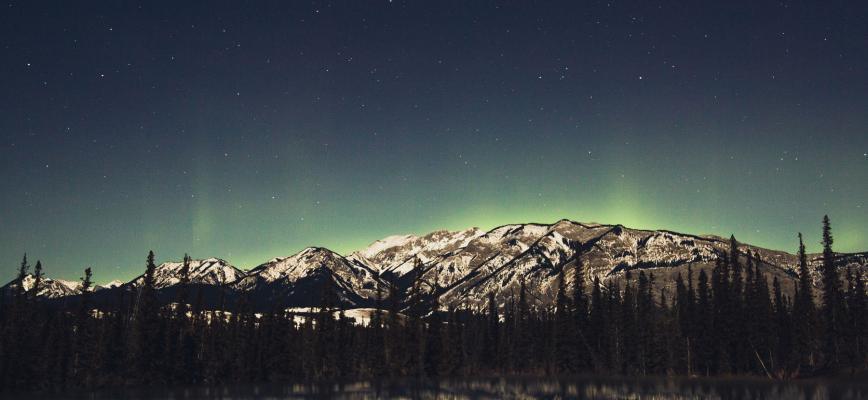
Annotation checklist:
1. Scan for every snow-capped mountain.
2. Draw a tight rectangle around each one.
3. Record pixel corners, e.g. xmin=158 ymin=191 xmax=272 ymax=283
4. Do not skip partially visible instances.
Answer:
xmin=7 ymin=219 xmax=867 ymax=313
xmin=408 ymin=220 xmax=800 ymax=310
xmin=347 ymin=228 xmax=484 ymax=278
xmin=96 ymin=280 xmax=125 ymax=290
xmin=234 ymin=247 xmax=383 ymax=308
xmin=1 ymin=274 xmax=82 ymax=299
xmin=129 ymin=257 xmax=245 ymax=288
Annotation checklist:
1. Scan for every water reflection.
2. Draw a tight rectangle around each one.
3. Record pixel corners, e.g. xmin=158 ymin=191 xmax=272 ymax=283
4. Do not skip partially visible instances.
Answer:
xmin=65 ymin=378 xmax=868 ymax=400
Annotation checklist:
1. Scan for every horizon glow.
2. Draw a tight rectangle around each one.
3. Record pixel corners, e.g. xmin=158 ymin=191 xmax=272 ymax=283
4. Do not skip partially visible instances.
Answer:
xmin=1 ymin=2 xmax=866 ymax=283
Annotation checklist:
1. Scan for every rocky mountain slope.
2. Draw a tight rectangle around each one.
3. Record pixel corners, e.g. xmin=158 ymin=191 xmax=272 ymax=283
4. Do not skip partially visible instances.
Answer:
xmin=127 ymin=257 xmax=244 ymax=289
xmin=233 ymin=247 xmax=383 ymax=308
xmin=6 ymin=219 xmax=867 ymax=312
xmin=2 ymin=274 xmax=83 ymax=299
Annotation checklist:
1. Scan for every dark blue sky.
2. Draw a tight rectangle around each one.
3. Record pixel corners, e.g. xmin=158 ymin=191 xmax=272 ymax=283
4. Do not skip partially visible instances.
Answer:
xmin=2 ymin=1 xmax=867 ymax=282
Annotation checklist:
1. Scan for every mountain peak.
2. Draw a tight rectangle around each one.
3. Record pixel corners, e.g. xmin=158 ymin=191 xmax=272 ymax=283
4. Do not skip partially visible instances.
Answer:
xmin=8 ymin=219 xmax=867 ymax=313
xmin=2 ymin=273 xmax=82 ymax=299
xmin=129 ymin=257 xmax=244 ymax=288
xmin=352 ymin=227 xmax=485 ymax=276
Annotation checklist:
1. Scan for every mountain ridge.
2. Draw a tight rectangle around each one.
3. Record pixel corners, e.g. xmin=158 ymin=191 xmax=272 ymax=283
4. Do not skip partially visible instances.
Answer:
xmin=4 ymin=219 xmax=866 ymax=312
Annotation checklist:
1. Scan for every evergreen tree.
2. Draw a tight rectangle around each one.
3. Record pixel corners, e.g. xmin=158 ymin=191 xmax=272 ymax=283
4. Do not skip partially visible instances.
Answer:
xmin=673 ymin=271 xmax=693 ymax=374
xmin=314 ymin=272 xmax=339 ymax=378
xmin=6 ymin=254 xmax=32 ymax=388
xmin=819 ymin=215 xmax=842 ymax=366
xmin=588 ymin=276 xmax=606 ymax=372
xmin=31 ymin=260 xmax=43 ymax=299
xmin=855 ymin=270 xmax=867 ymax=369
xmin=695 ymin=268 xmax=713 ymax=375
xmin=514 ymin=279 xmax=532 ymax=372
xmin=728 ymin=236 xmax=748 ymax=372
xmin=620 ymin=271 xmax=638 ymax=374
xmin=604 ymin=280 xmax=622 ymax=370
xmin=772 ymin=276 xmax=792 ymax=374
xmin=384 ymin=278 xmax=403 ymax=376
xmin=73 ymin=267 xmax=95 ymax=385
xmin=16 ymin=253 xmax=30 ymax=299
xmin=571 ymin=255 xmax=589 ymax=372
xmin=0 ymin=223 xmax=864 ymax=391
xmin=368 ymin=281 xmax=386 ymax=377
xmin=711 ymin=255 xmax=731 ymax=373
xmin=129 ymin=250 xmax=159 ymax=382
xmin=635 ymin=271 xmax=655 ymax=374
xmin=405 ymin=266 xmax=426 ymax=378
xmin=792 ymin=232 xmax=818 ymax=368
xmin=553 ymin=267 xmax=572 ymax=373
xmin=750 ymin=257 xmax=774 ymax=376
xmin=843 ymin=268 xmax=866 ymax=372
xmin=173 ymin=254 xmax=194 ymax=380
xmin=425 ymin=287 xmax=443 ymax=376
xmin=483 ymin=292 xmax=499 ymax=370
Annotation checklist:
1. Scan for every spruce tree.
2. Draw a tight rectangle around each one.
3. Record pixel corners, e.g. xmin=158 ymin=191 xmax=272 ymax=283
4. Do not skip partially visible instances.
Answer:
xmin=425 ymin=288 xmax=443 ymax=376
xmin=174 ymin=254 xmax=194 ymax=380
xmin=750 ymin=257 xmax=774 ymax=375
xmin=31 ymin=260 xmax=43 ymax=299
xmin=73 ymin=267 xmax=94 ymax=384
xmin=772 ymin=276 xmax=792 ymax=373
xmin=571 ymin=255 xmax=589 ymax=371
xmin=129 ymin=250 xmax=159 ymax=382
xmin=728 ymin=236 xmax=747 ymax=372
xmin=819 ymin=215 xmax=841 ymax=366
xmin=853 ymin=270 xmax=867 ymax=369
xmin=483 ymin=291 xmax=499 ymax=370
xmin=711 ymin=255 xmax=731 ymax=373
xmin=384 ymin=278 xmax=402 ymax=376
xmin=553 ymin=267 xmax=572 ymax=373
xmin=792 ymin=232 xmax=817 ymax=367
xmin=696 ymin=268 xmax=713 ymax=375
xmin=16 ymin=253 xmax=30 ymax=300
xmin=674 ymin=271 xmax=693 ymax=374
xmin=514 ymin=279 xmax=532 ymax=372
xmin=588 ymin=276 xmax=606 ymax=372
xmin=620 ymin=271 xmax=638 ymax=374
xmin=842 ymin=267 xmax=866 ymax=373
xmin=314 ymin=272 xmax=338 ymax=378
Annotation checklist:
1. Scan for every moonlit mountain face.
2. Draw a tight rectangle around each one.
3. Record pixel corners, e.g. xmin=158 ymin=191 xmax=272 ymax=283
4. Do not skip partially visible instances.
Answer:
xmin=233 ymin=247 xmax=382 ymax=308
xmin=347 ymin=228 xmax=484 ymax=279
xmin=127 ymin=257 xmax=244 ymax=289
xmin=5 ymin=274 xmax=82 ymax=299
xmin=6 ymin=220 xmax=866 ymax=312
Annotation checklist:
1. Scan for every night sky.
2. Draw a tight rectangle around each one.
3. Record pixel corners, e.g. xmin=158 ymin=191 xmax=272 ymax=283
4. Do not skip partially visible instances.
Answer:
xmin=2 ymin=1 xmax=867 ymax=282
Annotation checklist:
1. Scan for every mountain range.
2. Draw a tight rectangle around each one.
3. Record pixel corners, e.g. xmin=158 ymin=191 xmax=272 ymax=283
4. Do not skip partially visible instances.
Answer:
xmin=4 ymin=219 xmax=867 ymax=312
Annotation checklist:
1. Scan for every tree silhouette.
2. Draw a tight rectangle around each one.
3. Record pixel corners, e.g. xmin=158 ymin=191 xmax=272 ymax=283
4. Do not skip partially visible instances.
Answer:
xmin=820 ymin=215 xmax=842 ymax=366
xmin=0 ymin=218 xmax=864 ymax=391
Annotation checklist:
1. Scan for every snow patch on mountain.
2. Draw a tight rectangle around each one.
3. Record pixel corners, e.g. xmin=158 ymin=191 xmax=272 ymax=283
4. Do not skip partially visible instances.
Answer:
xmin=101 ymin=280 xmax=124 ymax=289
xmin=7 ymin=219 xmax=867 ymax=313
xmin=3 ymin=274 xmax=82 ymax=299
xmin=350 ymin=228 xmax=484 ymax=277
xmin=235 ymin=247 xmax=383 ymax=306
xmin=129 ymin=257 xmax=244 ymax=288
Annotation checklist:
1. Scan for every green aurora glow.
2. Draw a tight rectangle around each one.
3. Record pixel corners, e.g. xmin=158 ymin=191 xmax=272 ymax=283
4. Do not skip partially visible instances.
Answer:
xmin=1 ymin=2 xmax=866 ymax=282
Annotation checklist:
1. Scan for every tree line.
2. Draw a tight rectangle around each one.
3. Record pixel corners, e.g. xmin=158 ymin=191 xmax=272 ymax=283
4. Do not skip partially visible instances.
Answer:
xmin=0 ymin=216 xmax=865 ymax=392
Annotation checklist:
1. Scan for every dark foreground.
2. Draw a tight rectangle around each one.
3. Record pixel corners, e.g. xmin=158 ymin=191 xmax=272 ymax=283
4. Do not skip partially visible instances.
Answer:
xmin=22 ymin=377 xmax=868 ymax=400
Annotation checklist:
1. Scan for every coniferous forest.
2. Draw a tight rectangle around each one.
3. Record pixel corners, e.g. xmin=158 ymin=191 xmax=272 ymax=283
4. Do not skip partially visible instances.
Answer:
xmin=0 ymin=217 xmax=865 ymax=393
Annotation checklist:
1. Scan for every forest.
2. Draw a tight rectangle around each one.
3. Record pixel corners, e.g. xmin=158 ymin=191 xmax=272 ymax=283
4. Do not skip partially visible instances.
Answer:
xmin=0 ymin=216 xmax=864 ymax=392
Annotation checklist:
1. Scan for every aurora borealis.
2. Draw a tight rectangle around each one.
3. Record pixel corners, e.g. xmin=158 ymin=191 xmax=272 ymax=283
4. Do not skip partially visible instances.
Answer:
xmin=2 ymin=1 xmax=867 ymax=282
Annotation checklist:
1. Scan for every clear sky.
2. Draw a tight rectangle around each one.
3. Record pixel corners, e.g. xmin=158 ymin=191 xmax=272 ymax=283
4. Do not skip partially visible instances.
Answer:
xmin=1 ymin=1 xmax=867 ymax=282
